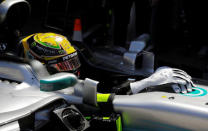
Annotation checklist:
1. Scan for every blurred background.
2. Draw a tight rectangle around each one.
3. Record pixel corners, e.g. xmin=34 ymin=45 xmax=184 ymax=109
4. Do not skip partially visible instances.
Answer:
xmin=2 ymin=0 xmax=208 ymax=80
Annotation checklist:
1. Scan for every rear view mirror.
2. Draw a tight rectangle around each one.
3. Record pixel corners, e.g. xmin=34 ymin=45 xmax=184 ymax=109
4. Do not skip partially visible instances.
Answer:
xmin=40 ymin=73 xmax=77 ymax=92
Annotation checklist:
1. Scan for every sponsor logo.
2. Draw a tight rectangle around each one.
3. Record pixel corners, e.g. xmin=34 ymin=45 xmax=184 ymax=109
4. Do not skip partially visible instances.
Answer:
xmin=47 ymin=52 xmax=77 ymax=64
xmin=31 ymin=42 xmax=36 ymax=47
xmin=31 ymin=43 xmax=63 ymax=56
xmin=63 ymin=52 xmax=77 ymax=61
xmin=181 ymin=87 xmax=207 ymax=97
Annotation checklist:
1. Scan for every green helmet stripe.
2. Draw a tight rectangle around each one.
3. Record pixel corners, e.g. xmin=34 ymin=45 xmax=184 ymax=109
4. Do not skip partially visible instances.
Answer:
xmin=37 ymin=40 xmax=61 ymax=49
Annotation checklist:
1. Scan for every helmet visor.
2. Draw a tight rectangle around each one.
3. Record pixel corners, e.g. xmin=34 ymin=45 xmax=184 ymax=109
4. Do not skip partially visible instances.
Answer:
xmin=50 ymin=55 xmax=81 ymax=72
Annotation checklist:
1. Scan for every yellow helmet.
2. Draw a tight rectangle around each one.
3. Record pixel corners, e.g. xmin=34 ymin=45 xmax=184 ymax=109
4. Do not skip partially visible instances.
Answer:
xmin=21 ymin=32 xmax=81 ymax=74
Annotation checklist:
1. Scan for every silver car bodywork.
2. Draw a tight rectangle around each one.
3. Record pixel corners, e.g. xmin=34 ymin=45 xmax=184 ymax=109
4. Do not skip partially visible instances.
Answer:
xmin=1 ymin=59 xmax=208 ymax=130
xmin=0 ymin=60 xmax=82 ymax=130
xmin=114 ymin=83 xmax=208 ymax=130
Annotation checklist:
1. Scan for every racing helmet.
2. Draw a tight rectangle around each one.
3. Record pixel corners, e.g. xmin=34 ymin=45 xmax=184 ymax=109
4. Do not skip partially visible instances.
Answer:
xmin=21 ymin=32 xmax=81 ymax=75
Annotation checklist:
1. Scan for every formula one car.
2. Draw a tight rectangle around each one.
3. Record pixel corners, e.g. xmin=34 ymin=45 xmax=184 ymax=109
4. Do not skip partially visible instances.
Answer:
xmin=1 ymin=53 xmax=208 ymax=131
xmin=1 ymin=1 xmax=208 ymax=130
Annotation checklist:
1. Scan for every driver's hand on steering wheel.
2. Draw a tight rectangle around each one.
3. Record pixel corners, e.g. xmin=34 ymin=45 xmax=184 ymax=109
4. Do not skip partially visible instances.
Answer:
xmin=130 ymin=66 xmax=195 ymax=94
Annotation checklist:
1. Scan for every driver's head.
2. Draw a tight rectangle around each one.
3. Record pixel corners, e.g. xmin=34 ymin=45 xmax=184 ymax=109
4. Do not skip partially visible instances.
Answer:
xmin=21 ymin=32 xmax=81 ymax=76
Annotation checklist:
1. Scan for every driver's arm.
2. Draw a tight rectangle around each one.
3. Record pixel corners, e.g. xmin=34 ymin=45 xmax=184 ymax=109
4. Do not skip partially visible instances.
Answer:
xmin=113 ymin=66 xmax=194 ymax=95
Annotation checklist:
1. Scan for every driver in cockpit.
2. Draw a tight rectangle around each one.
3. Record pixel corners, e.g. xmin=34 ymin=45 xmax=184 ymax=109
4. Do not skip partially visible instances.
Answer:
xmin=18 ymin=32 xmax=194 ymax=95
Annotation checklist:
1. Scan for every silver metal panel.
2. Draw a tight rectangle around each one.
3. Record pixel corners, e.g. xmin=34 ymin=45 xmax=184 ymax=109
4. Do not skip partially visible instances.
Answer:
xmin=93 ymin=51 xmax=152 ymax=76
xmin=129 ymin=41 xmax=145 ymax=53
xmin=0 ymin=66 xmax=24 ymax=82
xmin=0 ymin=81 xmax=62 ymax=125
xmin=0 ymin=61 xmax=83 ymax=125
xmin=0 ymin=61 xmax=40 ymax=87
xmin=0 ymin=121 xmax=20 ymax=131
xmin=0 ymin=82 xmax=83 ymax=126
xmin=123 ymin=52 xmax=137 ymax=66
xmin=128 ymin=33 xmax=150 ymax=53
xmin=113 ymin=84 xmax=208 ymax=130
xmin=83 ymin=78 xmax=99 ymax=106
xmin=0 ymin=82 xmax=54 ymax=113
xmin=141 ymin=51 xmax=154 ymax=74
